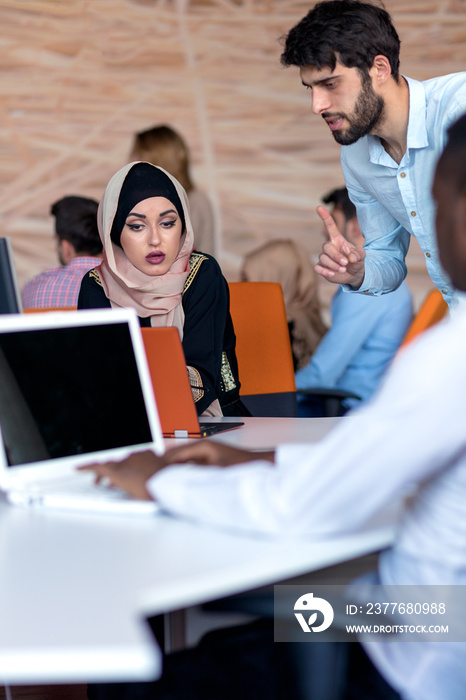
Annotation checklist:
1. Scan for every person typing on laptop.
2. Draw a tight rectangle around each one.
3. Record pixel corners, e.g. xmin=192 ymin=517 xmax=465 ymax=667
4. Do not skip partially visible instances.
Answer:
xmin=82 ymin=114 xmax=466 ymax=699
xmin=78 ymin=161 xmax=248 ymax=418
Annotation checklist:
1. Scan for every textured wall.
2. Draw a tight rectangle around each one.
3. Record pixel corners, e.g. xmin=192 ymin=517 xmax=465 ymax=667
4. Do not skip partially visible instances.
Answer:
xmin=1 ymin=0 xmax=465 ymax=310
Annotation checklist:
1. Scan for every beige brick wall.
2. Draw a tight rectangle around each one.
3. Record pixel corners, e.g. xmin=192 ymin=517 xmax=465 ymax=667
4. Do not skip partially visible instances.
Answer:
xmin=1 ymin=0 xmax=465 ymax=312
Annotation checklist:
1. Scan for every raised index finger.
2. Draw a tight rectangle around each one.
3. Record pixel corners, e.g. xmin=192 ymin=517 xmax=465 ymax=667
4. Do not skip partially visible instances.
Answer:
xmin=316 ymin=205 xmax=342 ymax=241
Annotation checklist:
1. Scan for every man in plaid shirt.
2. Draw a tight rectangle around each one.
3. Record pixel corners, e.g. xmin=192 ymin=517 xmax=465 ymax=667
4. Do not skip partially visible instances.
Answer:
xmin=22 ymin=195 xmax=102 ymax=309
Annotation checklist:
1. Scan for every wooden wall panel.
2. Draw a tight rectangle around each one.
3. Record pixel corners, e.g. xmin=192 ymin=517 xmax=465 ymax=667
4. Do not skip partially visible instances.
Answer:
xmin=1 ymin=0 xmax=465 ymax=311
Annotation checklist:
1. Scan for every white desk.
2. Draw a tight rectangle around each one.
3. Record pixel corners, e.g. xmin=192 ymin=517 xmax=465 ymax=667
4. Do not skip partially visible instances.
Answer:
xmin=197 ymin=415 xmax=341 ymax=449
xmin=0 ymin=417 xmax=397 ymax=685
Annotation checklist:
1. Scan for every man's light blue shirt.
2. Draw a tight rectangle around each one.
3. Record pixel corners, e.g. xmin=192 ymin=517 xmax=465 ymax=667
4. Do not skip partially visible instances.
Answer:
xmin=341 ymin=72 xmax=466 ymax=308
xmin=295 ymin=283 xmax=413 ymax=408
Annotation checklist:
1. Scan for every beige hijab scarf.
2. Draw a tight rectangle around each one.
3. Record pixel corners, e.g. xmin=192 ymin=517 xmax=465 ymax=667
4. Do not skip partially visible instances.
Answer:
xmin=96 ymin=161 xmax=194 ymax=338
xmin=241 ymin=239 xmax=328 ymax=370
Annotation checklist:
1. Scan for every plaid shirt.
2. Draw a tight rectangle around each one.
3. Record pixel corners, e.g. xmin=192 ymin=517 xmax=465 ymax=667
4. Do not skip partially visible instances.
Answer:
xmin=21 ymin=256 xmax=102 ymax=309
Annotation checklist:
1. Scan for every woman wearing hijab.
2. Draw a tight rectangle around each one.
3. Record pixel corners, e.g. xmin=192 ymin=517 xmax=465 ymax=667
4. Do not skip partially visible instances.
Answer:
xmin=240 ymin=239 xmax=328 ymax=371
xmin=78 ymin=161 xmax=245 ymax=417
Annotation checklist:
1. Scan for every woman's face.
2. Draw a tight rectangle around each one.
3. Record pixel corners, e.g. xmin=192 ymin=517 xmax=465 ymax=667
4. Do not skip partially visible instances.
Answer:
xmin=119 ymin=196 xmax=183 ymax=276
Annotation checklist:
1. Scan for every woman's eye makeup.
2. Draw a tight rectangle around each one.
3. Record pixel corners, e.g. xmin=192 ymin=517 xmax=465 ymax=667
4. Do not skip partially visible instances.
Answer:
xmin=161 ymin=218 xmax=177 ymax=228
xmin=125 ymin=217 xmax=178 ymax=231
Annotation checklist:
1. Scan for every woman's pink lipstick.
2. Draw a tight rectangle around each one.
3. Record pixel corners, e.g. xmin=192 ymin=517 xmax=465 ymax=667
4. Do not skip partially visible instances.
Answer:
xmin=146 ymin=252 xmax=166 ymax=264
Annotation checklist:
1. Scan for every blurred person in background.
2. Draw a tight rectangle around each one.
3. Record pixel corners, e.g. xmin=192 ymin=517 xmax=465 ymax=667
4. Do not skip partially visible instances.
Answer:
xmin=22 ymin=195 xmax=101 ymax=309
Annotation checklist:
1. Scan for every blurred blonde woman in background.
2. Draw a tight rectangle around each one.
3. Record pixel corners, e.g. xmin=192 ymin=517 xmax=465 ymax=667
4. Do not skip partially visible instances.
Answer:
xmin=240 ymin=239 xmax=327 ymax=371
xmin=130 ymin=125 xmax=216 ymax=256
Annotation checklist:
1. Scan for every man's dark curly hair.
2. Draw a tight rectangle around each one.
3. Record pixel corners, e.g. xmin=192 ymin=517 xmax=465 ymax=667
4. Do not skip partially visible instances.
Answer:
xmin=281 ymin=0 xmax=400 ymax=82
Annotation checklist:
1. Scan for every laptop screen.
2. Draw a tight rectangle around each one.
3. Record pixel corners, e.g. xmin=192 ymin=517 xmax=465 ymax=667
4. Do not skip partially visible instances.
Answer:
xmin=0 ymin=321 xmax=154 ymax=467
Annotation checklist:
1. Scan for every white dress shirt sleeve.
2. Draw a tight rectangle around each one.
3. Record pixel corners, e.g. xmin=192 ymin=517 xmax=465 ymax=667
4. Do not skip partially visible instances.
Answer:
xmin=148 ymin=312 xmax=466 ymax=538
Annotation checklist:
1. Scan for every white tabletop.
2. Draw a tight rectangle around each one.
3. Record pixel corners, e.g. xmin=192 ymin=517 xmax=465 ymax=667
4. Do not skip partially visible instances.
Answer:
xmin=0 ymin=417 xmax=397 ymax=685
xmin=195 ymin=416 xmax=341 ymax=449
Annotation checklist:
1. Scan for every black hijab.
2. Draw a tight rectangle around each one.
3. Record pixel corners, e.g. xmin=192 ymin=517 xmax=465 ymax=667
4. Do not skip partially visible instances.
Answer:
xmin=110 ymin=162 xmax=185 ymax=246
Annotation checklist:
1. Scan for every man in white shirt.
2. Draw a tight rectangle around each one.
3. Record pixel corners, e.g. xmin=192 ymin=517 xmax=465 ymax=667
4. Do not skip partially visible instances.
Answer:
xmin=280 ymin=0 xmax=466 ymax=310
xmin=84 ymin=113 xmax=466 ymax=699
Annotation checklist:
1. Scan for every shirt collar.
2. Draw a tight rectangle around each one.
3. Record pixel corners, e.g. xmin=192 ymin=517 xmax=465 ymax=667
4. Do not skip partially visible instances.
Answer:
xmin=367 ymin=75 xmax=428 ymax=165
xmin=404 ymin=76 xmax=428 ymax=149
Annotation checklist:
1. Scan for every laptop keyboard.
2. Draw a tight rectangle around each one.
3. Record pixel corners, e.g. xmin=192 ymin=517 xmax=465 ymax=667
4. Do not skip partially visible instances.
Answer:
xmin=8 ymin=475 xmax=159 ymax=515
xmin=24 ymin=473 xmax=125 ymax=498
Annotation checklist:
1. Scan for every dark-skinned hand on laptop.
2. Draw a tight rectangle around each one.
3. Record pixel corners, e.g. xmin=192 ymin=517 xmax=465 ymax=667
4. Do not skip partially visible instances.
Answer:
xmin=79 ymin=443 xmax=275 ymax=501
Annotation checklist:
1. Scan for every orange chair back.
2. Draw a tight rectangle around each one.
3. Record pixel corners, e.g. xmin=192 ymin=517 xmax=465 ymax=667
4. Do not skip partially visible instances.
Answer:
xmin=400 ymin=289 xmax=448 ymax=348
xmin=23 ymin=307 xmax=77 ymax=313
xmin=228 ymin=282 xmax=296 ymax=395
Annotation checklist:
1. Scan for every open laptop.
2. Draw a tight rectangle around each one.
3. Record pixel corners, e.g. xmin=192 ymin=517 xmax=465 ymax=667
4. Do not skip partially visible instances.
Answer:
xmin=0 ymin=308 xmax=164 ymax=515
xmin=141 ymin=327 xmax=243 ymax=438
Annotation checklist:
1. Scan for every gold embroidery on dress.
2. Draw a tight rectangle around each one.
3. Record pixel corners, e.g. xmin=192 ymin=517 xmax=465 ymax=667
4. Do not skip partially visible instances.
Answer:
xmin=221 ymin=352 xmax=237 ymax=392
xmin=183 ymin=254 xmax=237 ymax=399
xmin=183 ymin=252 xmax=208 ymax=294
xmin=89 ymin=268 xmax=103 ymax=287
xmin=187 ymin=365 xmax=204 ymax=403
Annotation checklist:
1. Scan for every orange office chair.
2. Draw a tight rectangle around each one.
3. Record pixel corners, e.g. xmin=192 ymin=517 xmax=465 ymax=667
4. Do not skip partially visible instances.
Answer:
xmin=23 ymin=307 xmax=77 ymax=312
xmin=228 ymin=282 xmax=297 ymax=416
xmin=399 ymin=288 xmax=448 ymax=349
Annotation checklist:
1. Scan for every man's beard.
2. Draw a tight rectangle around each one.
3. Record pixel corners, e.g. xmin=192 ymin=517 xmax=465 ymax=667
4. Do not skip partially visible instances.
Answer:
xmin=329 ymin=74 xmax=385 ymax=146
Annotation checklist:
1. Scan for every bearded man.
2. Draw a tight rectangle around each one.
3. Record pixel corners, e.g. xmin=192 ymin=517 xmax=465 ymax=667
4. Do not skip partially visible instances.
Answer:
xmin=281 ymin=0 xmax=466 ymax=311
